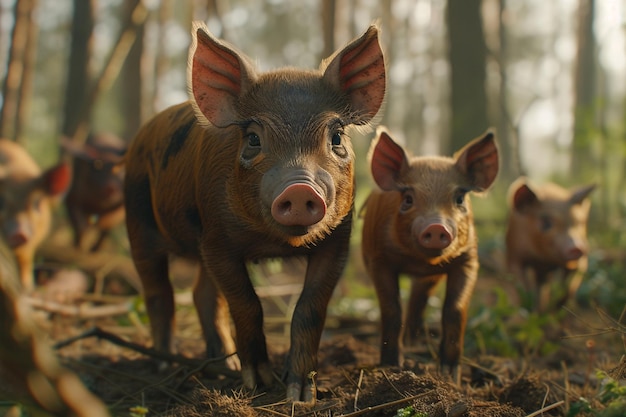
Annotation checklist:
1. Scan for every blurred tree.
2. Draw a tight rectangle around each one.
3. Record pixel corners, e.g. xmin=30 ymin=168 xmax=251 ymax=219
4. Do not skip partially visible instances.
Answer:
xmin=321 ymin=0 xmax=336 ymax=60
xmin=495 ymin=0 xmax=518 ymax=180
xmin=152 ymin=0 xmax=173 ymax=117
xmin=572 ymin=0 xmax=596 ymax=178
xmin=0 ymin=0 xmax=37 ymax=143
xmin=120 ymin=0 xmax=143 ymax=140
xmin=446 ymin=0 xmax=489 ymax=153
xmin=62 ymin=0 xmax=95 ymax=140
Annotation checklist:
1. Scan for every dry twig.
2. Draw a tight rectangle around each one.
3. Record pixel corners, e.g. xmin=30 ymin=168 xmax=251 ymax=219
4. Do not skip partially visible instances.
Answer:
xmin=53 ymin=326 xmax=240 ymax=379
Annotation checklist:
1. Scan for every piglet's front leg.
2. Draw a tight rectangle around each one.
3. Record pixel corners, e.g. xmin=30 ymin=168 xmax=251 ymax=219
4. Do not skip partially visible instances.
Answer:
xmin=283 ymin=219 xmax=352 ymax=402
xmin=439 ymin=257 xmax=478 ymax=382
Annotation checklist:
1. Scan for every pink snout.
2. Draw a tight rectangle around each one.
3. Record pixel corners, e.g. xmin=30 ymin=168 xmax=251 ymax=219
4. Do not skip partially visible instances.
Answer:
xmin=419 ymin=223 xmax=453 ymax=250
xmin=7 ymin=230 xmax=28 ymax=248
xmin=564 ymin=246 xmax=585 ymax=261
xmin=271 ymin=183 xmax=326 ymax=227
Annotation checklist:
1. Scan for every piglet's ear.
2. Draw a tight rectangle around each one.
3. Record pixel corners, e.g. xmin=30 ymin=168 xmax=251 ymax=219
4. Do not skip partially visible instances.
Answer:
xmin=42 ymin=162 xmax=71 ymax=197
xmin=370 ymin=128 xmax=408 ymax=191
xmin=188 ymin=21 xmax=257 ymax=128
xmin=322 ymin=24 xmax=386 ymax=125
xmin=569 ymin=183 xmax=596 ymax=206
xmin=509 ymin=179 xmax=539 ymax=212
xmin=454 ymin=130 xmax=499 ymax=192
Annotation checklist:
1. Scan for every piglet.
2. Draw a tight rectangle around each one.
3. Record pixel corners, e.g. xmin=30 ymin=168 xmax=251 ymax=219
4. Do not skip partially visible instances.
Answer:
xmin=361 ymin=127 xmax=498 ymax=378
xmin=124 ymin=22 xmax=386 ymax=401
xmin=62 ymin=133 xmax=126 ymax=252
xmin=505 ymin=178 xmax=595 ymax=312
xmin=0 ymin=139 xmax=71 ymax=291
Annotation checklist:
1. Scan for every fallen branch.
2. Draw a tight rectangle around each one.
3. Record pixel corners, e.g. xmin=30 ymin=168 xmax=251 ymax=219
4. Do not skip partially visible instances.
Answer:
xmin=25 ymin=296 xmax=132 ymax=318
xmin=53 ymin=326 xmax=240 ymax=379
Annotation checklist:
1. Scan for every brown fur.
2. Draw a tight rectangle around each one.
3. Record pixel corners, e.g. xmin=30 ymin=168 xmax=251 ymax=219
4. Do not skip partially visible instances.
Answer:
xmin=63 ymin=133 xmax=126 ymax=252
xmin=0 ymin=139 xmax=70 ymax=291
xmin=505 ymin=178 xmax=595 ymax=312
xmin=124 ymin=22 xmax=385 ymax=402
xmin=361 ymin=127 xmax=498 ymax=378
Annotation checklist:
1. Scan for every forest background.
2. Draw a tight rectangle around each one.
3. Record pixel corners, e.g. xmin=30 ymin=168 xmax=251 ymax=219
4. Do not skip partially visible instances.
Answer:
xmin=1 ymin=0 xmax=625 ymax=316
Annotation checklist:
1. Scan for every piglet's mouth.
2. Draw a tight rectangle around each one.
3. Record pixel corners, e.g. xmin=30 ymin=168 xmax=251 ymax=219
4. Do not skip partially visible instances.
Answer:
xmin=281 ymin=224 xmax=310 ymax=237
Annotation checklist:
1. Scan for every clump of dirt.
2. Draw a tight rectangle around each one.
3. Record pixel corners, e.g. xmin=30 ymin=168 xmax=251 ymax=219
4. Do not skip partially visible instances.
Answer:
xmin=164 ymin=388 xmax=256 ymax=417
xmin=498 ymin=372 xmax=563 ymax=415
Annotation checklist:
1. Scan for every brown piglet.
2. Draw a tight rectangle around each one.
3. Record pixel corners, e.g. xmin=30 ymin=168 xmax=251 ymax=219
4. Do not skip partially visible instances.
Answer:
xmin=62 ymin=133 xmax=126 ymax=252
xmin=0 ymin=139 xmax=71 ymax=291
xmin=505 ymin=178 xmax=595 ymax=312
xmin=124 ymin=22 xmax=386 ymax=401
xmin=361 ymin=127 xmax=498 ymax=378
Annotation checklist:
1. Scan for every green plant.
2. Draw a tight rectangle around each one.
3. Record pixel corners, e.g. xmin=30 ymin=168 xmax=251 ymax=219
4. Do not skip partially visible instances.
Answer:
xmin=567 ymin=371 xmax=626 ymax=417
xmin=466 ymin=287 xmax=561 ymax=358
xmin=394 ymin=405 xmax=427 ymax=417
xmin=129 ymin=405 xmax=149 ymax=417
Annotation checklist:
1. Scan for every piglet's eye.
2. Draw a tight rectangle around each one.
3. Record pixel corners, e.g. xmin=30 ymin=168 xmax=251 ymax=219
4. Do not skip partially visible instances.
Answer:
xmin=400 ymin=193 xmax=413 ymax=211
xmin=454 ymin=189 xmax=468 ymax=206
xmin=247 ymin=133 xmax=261 ymax=147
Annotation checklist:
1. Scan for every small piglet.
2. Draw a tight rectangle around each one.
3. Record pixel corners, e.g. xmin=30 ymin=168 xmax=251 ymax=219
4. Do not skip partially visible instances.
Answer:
xmin=124 ymin=22 xmax=385 ymax=401
xmin=0 ymin=139 xmax=71 ymax=291
xmin=361 ymin=127 xmax=498 ymax=378
xmin=62 ymin=133 xmax=126 ymax=252
xmin=505 ymin=178 xmax=595 ymax=312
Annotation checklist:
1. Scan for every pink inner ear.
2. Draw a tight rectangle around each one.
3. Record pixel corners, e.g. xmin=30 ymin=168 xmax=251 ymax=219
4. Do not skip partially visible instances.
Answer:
xmin=336 ymin=27 xmax=386 ymax=123
xmin=512 ymin=184 xmax=538 ymax=211
xmin=46 ymin=163 xmax=71 ymax=196
xmin=190 ymin=27 xmax=243 ymax=127
xmin=458 ymin=132 xmax=499 ymax=191
xmin=371 ymin=132 xmax=406 ymax=191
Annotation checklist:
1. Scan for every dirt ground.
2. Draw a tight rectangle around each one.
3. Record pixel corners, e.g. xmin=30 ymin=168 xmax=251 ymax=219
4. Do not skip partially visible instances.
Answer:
xmin=17 ymin=247 xmax=621 ymax=417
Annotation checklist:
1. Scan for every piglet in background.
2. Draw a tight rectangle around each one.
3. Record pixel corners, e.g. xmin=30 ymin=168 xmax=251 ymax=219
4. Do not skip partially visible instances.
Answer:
xmin=361 ymin=127 xmax=498 ymax=380
xmin=505 ymin=178 xmax=595 ymax=313
xmin=61 ymin=133 xmax=126 ymax=252
xmin=0 ymin=139 xmax=71 ymax=291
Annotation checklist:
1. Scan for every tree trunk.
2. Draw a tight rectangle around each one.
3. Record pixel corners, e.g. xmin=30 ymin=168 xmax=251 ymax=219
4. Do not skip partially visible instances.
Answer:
xmin=14 ymin=0 xmax=38 ymax=142
xmin=121 ymin=0 xmax=144 ymax=140
xmin=0 ymin=0 xmax=36 ymax=142
xmin=571 ymin=0 xmax=596 ymax=178
xmin=62 ymin=0 xmax=95 ymax=140
xmin=321 ymin=0 xmax=336 ymax=60
xmin=446 ymin=0 xmax=489 ymax=153
xmin=496 ymin=0 xmax=517 ymax=179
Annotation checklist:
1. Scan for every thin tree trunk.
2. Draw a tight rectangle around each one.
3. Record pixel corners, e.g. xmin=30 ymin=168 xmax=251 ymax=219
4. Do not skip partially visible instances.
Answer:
xmin=321 ymin=0 xmax=336 ymax=60
xmin=496 ymin=0 xmax=517 ymax=179
xmin=153 ymin=0 xmax=173 ymax=115
xmin=0 ymin=0 xmax=36 ymax=142
xmin=14 ymin=0 xmax=38 ymax=142
xmin=72 ymin=0 xmax=149 ymax=145
xmin=62 ymin=0 xmax=95 ymax=140
xmin=571 ymin=0 xmax=596 ymax=178
xmin=120 ymin=0 xmax=144 ymax=139
xmin=446 ymin=0 xmax=489 ymax=153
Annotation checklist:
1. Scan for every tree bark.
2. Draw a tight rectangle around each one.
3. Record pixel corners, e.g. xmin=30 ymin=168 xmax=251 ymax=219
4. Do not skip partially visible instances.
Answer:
xmin=321 ymin=0 xmax=336 ymax=60
xmin=121 ymin=0 xmax=144 ymax=140
xmin=446 ymin=0 xmax=489 ymax=153
xmin=62 ymin=0 xmax=95 ymax=140
xmin=14 ymin=0 xmax=38 ymax=143
xmin=571 ymin=0 xmax=596 ymax=177
xmin=0 ymin=0 xmax=36 ymax=142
